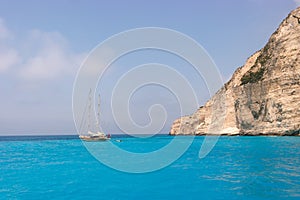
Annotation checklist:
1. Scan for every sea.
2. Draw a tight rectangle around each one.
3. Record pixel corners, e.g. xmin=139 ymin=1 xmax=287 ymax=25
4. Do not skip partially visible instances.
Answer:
xmin=0 ymin=135 xmax=299 ymax=199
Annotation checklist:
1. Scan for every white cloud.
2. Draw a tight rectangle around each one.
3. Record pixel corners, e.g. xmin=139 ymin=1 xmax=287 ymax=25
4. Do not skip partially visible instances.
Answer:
xmin=0 ymin=48 xmax=20 ymax=72
xmin=0 ymin=19 xmax=85 ymax=79
xmin=294 ymin=0 xmax=300 ymax=6
xmin=19 ymin=30 xmax=83 ymax=80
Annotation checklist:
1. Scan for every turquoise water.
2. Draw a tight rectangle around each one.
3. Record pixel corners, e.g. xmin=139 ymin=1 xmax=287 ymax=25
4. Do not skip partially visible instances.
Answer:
xmin=0 ymin=135 xmax=300 ymax=199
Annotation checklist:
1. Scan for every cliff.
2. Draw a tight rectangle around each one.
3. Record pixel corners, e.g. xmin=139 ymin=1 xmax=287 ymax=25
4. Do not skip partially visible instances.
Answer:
xmin=170 ymin=7 xmax=300 ymax=136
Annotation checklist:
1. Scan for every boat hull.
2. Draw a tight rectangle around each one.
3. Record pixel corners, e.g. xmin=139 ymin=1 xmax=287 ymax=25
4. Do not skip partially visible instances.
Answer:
xmin=79 ymin=135 xmax=110 ymax=141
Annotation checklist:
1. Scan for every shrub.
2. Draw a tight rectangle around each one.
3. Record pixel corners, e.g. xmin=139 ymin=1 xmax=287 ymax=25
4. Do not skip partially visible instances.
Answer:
xmin=241 ymin=67 xmax=265 ymax=85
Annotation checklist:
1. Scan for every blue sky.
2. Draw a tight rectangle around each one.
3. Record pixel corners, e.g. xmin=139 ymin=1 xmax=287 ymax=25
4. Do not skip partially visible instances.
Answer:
xmin=0 ymin=0 xmax=299 ymax=135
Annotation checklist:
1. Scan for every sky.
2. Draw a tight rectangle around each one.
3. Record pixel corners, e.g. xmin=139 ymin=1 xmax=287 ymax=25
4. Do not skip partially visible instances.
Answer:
xmin=0 ymin=0 xmax=299 ymax=135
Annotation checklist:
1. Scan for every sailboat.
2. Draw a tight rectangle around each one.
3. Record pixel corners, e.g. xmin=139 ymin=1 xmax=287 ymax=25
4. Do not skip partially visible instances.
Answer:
xmin=79 ymin=131 xmax=110 ymax=141
xmin=79 ymin=90 xmax=110 ymax=141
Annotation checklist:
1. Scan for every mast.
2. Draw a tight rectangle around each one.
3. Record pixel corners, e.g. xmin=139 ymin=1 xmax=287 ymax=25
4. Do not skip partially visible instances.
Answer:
xmin=88 ymin=89 xmax=92 ymax=132
xmin=96 ymin=94 xmax=101 ymax=131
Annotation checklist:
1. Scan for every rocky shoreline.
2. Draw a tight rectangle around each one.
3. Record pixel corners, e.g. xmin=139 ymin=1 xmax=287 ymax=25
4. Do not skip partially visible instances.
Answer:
xmin=173 ymin=131 xmax=300 ymax=136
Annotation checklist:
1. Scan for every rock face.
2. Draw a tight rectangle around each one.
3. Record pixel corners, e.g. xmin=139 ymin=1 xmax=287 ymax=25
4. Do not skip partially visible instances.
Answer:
xmin=170 ymin=7 xmax=300 ymax=136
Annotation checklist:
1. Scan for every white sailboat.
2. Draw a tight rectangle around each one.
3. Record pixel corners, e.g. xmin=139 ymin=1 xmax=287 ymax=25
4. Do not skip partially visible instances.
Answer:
xmin=79 ymin=90 xmax=110 ymax=141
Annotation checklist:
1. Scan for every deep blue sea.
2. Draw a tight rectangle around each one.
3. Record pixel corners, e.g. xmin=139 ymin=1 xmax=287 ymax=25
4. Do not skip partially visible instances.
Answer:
xmin=0 ymin=135 xmax=300 ymax=199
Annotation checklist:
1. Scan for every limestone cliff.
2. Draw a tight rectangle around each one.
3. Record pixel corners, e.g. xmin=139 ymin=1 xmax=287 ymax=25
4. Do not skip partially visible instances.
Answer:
xmin=170 ymin=7 xmax=300 ymax=136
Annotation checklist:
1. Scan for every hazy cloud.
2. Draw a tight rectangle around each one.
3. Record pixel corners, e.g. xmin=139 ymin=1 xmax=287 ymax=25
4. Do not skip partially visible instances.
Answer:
xmin=294 ymin=0 xmax=300 ymax=6
xmin=0 ymin=17 xmax=87 ymax=135
xmin=0 ymin=18 xmax=18 ymax=72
